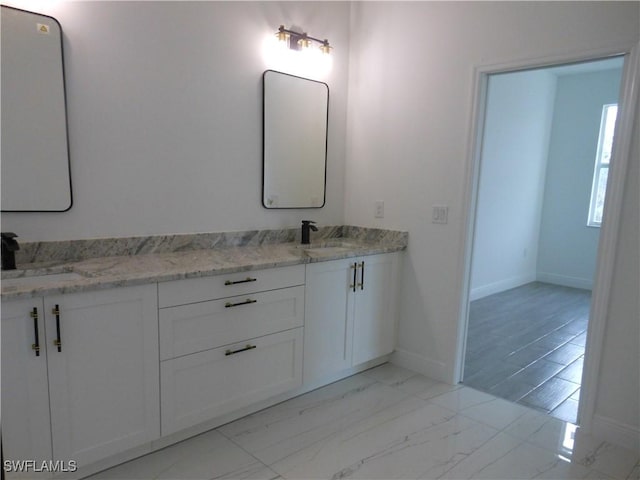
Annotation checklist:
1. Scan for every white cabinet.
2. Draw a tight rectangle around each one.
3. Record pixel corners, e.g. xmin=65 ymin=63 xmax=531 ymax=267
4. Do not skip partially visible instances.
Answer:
xmin=1 ymin=285 xmax=160 ymax=474
xmin=158 ymin=264 xmax=305 ymax=308
xmin=45 ymin=285 xmax=160 ymax=467
xmin=352 ymin=254 xmax=399 ymax=365
xmin=303 ymin=258 xmax=354 ymax=384
xmin=161 ymin=328 xmax=302 ymax=435
xmin=159 ymin=265 xmax=305 ymax=436
xmin=159 ymin=286 xmax=304 ymax=360
xmin=304 ymin=253 xmax=399 ymax=385
xmin=2 ymin=249 xmax=402 ymax=474
xmin=1 ymin=298 xmax=52 ymax=477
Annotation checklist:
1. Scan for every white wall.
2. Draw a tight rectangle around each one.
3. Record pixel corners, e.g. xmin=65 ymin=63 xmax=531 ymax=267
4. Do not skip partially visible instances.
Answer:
xmin=593 ymin=90 xmax=639 ymax=447
xmin=470 ymin=70 xmax=556 ymax=300
xmin=2 ymin=0 xmax=638 ymax=447
xmin=346 ymin=0 xmax=639 ymax=433
xmin=0 ymin=1 xmax=350 ymax=241
xmin=537 ymin=68 xmax=623 ymax=289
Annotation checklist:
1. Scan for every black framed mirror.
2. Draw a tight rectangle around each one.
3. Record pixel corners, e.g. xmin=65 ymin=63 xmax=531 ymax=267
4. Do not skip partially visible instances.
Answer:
xmin=1 ymin=6 xmax=72 ymax=212
xmin=262 ymin=70 xmax=328 ymax=209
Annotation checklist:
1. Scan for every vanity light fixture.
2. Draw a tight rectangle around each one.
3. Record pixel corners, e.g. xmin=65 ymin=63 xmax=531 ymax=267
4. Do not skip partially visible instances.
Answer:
xmin=276 ymin=25 xmax=332 ymax=55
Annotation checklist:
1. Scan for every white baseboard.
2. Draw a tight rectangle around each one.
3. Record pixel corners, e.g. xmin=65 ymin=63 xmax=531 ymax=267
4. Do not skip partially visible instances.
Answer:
xmin=391 ymin=348 xmax=450 ymax=383
xmin=469 ymin=273 xmax=536 ymax=301
xmin=591 ymin=414 xmax=640 ymax=452
xmin=537 ymin=272 xmax=593 ymax=290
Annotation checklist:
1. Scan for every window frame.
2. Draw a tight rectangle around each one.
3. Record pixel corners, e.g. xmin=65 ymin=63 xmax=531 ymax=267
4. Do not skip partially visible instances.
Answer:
xmin=587 ymin=103 xmax=617 ymax=228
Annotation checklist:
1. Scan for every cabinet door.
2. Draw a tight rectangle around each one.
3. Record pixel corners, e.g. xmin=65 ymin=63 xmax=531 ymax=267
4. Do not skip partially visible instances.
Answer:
xmin=1 ymin=298 xmax=52 ymax=476
xmin=352 ymin=253 xmax=398 ymax=365
xmin=161 ymin=328 xmax=303 ymax=435
xmin=303 ymin=259 xmax=355 ymax=385
xmin=44 ymin=285 xmax=160 ymax=467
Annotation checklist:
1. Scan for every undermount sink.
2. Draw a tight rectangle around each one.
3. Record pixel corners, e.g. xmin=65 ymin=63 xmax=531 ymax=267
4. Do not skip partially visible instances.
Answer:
xmin=295 ymin=240 xmax=359 ymax=250
xmin=1 ymin=271 xmax=85 ymax=287
xmin=297 ymin=240 xmax=360 ymax=256
xmin=304 ymin=246 xmax=354 ymax=255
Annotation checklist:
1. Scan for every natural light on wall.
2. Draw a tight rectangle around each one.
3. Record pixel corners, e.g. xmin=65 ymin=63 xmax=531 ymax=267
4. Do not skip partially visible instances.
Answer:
xmin=587 ymin=104 xmax=618 ymax=227
xmin=262 ymin=27 xmax=333 ymax=81
xmin=2 ymin=0 xmax=61 ymax=11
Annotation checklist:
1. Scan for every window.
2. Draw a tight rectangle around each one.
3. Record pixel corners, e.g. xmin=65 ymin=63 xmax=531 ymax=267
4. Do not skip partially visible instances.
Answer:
xmin=587 ymin=104 xmax=617 ymax=227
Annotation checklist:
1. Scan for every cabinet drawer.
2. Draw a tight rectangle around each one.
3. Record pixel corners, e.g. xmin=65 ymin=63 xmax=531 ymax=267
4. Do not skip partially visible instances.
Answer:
xmin=160 ymin=327 xmax=303 ymax=436
xmin=158 ymin=264 xmax=305 ymax=308
xmin=159 ymin=286 xmax=304 ymax=360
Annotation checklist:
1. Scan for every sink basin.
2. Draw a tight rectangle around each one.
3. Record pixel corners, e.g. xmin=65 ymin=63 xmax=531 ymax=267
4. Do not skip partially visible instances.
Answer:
xmin=297 ymin=240 xmax=360 ymax=257
xmin=304 ymin=246 xmax=354 ymax=255
xmin=1 ymin=271 xmax=85 ymax=288
xmin=1 ymin=264 xmax=74 ymax=279
xmin=295 ymin=240 xmax=359 ymax=250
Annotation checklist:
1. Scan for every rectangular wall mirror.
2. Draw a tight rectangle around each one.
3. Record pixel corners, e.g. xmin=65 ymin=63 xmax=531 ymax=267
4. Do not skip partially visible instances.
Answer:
xmin=262 ymin=70 xmax=328 ymax=209
xmin=1 ymin=6 xmax=73 ymax=212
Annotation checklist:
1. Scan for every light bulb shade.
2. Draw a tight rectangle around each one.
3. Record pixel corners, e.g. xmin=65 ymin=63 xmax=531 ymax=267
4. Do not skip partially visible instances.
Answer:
xmin=276 ymin=31 xmax=290 ymax=42
xmin=276 ymin=25 xmax=290 ymax=43
xmin=297 ymin=37 xmax=312 ymax=49
xmin=319 ymin=42 xmax=332 ymax=55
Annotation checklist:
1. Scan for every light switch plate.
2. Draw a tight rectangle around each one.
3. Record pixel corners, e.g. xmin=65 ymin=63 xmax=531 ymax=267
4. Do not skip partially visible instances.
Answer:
xmin=374 ymin=200 xmax=384 ymax=218
xmin=432 ymin=205 xmax=448 ymax=224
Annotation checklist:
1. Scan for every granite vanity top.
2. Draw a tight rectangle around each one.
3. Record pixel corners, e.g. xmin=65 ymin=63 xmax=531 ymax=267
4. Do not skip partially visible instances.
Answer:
xmin=1 ymin=226 xmax=407 ymax=300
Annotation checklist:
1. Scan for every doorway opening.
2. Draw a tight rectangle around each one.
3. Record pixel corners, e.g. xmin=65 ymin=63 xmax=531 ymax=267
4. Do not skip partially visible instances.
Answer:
xmin=461 ymin=56 xmax=625 ymax=424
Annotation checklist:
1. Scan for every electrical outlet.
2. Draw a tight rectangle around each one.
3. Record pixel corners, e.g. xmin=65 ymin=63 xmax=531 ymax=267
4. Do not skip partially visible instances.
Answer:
xmin=432 ymin=205 xmax=448 ymax=224
xmin=374 ymin=200 xmax=384 ymax=218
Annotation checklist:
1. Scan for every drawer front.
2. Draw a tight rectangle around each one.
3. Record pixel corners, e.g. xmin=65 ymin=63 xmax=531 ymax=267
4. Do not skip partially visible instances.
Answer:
xmin=159 ymin=286 xmax=304 ymax=360
xmin=158 ymin=264 xmax=305 ymax=308
xmin=160 ymin=327 xmax=303 ymax=436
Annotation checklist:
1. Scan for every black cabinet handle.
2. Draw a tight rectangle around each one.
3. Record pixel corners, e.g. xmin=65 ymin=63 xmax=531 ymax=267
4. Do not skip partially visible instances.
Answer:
xmin=225 ymin=344 xmax=257 ymax=356
xmin=225 ymin=299 xmax=257 ymax=308
xmin=225 ymin=277 xmax=257 ymax=286
xmin=52 ymin=305 xmax=62 ymax=352
xmin=360 ymin=261 xmax=365 ymax=291
xmin=30 ymin=307 xmax=40 ymax=356
xmin=351 ymin=262 xmax=357 ymax=292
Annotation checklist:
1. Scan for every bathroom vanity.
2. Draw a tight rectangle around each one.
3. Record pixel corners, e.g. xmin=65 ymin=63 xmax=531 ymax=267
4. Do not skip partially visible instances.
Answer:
xmin=158 ymin=264 xmax=306 ymax=436
xmin=1 ymin=226 xmax=406 ymax=479
xmin=2 ymin=286 xmax=159 ymax=471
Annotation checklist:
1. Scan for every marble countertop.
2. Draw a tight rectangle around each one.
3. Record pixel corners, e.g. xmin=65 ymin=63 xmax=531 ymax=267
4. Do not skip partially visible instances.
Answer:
xmin=1 ymin=239 xmax=406 ymax=300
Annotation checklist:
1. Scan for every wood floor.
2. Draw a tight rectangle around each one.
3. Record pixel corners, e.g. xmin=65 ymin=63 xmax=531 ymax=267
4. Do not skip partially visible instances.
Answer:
xmin=463 ymin=282 xmax=591 ymax=424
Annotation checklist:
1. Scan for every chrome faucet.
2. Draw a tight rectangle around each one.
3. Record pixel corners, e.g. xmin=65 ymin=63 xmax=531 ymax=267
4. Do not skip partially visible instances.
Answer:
xmin=301 ymin=220 xmax=318 ymax=245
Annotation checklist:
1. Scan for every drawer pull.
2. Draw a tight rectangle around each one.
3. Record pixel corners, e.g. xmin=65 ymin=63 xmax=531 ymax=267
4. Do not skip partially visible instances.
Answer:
xmin=30 ymin=307 xmax=40 ymax=357
xmin=225 ymin=299 xmax=257 ymax=308
xmin=350 ymin=262 xmax=357 ymax=292
xmin=52 ymin=304 xmax=62 ymax=352
xmin=225 ymin=344 xmax=257 ymax=356
xmin=225 ymin=277 xmax=257 ymax=286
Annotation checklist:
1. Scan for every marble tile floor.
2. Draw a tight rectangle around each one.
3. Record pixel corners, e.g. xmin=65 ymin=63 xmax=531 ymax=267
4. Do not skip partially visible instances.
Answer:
xmin=463 ymin=282 xmax=592 ymax=424
xmin=88 ymin=364 xmax=639 ymax=480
